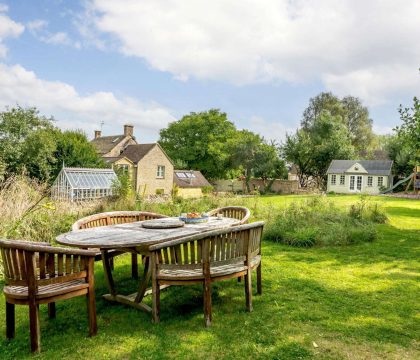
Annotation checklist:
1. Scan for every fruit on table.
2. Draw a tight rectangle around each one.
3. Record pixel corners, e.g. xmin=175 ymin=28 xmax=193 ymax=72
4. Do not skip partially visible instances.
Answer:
xmin=186 ymin=212 xmax=201 ymax=218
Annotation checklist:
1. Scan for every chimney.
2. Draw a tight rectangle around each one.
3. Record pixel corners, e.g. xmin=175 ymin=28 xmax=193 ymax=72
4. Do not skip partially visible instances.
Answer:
xmin=94 ymin=130 xmax=101 ymax=139
xmin=124 ymin=124 xmax=134 ymax=137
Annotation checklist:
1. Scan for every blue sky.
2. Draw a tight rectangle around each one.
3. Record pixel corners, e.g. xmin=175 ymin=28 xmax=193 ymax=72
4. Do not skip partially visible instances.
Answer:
xmin=0 ymin=0 xmax=419 ymax=143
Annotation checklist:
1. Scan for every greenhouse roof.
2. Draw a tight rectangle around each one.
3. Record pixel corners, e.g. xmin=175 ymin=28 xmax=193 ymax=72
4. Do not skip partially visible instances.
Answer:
xmin=62 ymin=167 xmax=117 ymax=189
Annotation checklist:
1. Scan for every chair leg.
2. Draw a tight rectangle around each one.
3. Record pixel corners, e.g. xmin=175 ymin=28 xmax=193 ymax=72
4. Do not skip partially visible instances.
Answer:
xmin=245 ymin=270 xmax=253 ymax=312
xmin=237 ymin=276 xmax=242 ymax=283
xmin=131 ymin=253 xmax=138 ymax=279
xmin=6 ymin=301 xmax=15 ymax=339
xmin=203 ymin=279 xmax=212 ymax=327
xmin=29 ymin=302 xmax=40 ymax=353
xmin=87 ymin=290 xmax=97 ymax=337
xmin=48 ymin=302 xmax=56 ymax=319
xmin=256 ymin=263 xmax=262 ymax=295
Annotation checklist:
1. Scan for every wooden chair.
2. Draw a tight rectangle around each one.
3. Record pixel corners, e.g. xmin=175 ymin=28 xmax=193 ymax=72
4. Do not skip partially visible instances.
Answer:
xmin=72 ymin=211 xmax=168 ymax=279
xmin=207 ymin=206 xmax=251 ymax=225
xmin=0 ymin=239 xmax=97 ymax=353
xmin=148 ymin=221 xmax=264 ymax=327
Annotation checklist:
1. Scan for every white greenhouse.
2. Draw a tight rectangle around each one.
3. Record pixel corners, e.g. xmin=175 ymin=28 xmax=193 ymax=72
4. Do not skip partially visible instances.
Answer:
xmin=51 ymin=167 xmax=118 ymax=201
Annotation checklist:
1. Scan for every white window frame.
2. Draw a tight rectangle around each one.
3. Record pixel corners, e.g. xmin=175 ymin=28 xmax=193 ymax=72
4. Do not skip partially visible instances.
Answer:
xmin=367 ymin=176 xmax=373 ymax=187
xmin=377 ymin=176 xmax=384 ymax=187
xmin=339 ymin=175 xmax=345 ymax=185
xmin=356 ymin=175 xmax=362 ymax=191
xmin=331 ymin=174 xmax=336 ymax=185
xmin=156 ymin=165 xmax=165 ymax=179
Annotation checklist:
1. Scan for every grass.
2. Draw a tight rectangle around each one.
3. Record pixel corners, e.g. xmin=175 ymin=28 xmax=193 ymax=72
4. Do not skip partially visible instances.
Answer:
xmin=0 ymin=194 xmax=419 ymax=359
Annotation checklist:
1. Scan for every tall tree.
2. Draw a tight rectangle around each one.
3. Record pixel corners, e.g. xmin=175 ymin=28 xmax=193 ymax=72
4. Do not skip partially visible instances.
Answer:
xmin=0 ymin=106 xmax=56 ymax=181
xmin=301 ymin=92 xmax=374 ymax=153
xmin=159 ymin=109 xmax=237 ymax=179
xmin=52 ymin=130 xmax=105 ymax=177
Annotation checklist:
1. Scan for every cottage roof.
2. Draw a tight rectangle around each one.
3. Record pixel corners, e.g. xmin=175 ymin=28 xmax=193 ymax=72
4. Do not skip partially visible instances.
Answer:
xmin=326 ymin=160 xmax=393 ymax=175
xmin=174 ymin=170 xmax=211 ymax=188
xmin=119 ymin=144 xmax=156 ymax=163
xmin=60 ymin=167 xmax=117 ymax=189
xmin=91 ymin=135 xmax=127 ymax=155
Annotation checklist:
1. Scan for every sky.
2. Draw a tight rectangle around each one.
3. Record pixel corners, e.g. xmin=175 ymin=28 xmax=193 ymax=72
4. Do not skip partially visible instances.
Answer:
xmin=0 ymin=0 xmax=419 ymax=143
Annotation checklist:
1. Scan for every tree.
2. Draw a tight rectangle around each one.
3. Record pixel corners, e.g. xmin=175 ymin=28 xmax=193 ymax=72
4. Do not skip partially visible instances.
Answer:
xmin=301 ymin=92 xmax=374 ymax=153
xmin=283 ymin=111 xmax=354 ymax=188
xmin=394 ymin=97 xmax=420 ymax=167
xmin=0 ymin=106 xmax=56 ymax=181
xmin=159 ymin=109 xmax=237 ymax=179
xmin=52 ymin=130 xmax=105 ymax=178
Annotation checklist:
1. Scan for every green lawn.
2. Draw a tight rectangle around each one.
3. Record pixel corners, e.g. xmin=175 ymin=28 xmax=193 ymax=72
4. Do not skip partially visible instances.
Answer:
xmin=0 ymin=195 xmax=419 ymax=359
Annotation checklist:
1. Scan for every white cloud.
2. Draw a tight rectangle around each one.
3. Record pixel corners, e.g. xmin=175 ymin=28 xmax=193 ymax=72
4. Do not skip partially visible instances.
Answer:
xmin=27 ymin=19 xmax=81 ymax=49
xmin=0 ymin=63 xmax=176 ymax=140
xmin=0 ymin=6 xmax=24 ymax=57
xmin=83 ymin=0 xmax=420 ymax=105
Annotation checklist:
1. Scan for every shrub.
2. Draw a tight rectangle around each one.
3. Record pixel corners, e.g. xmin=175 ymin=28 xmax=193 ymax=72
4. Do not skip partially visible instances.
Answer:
xmin=264 ymin=196 xmax=381 ymax=247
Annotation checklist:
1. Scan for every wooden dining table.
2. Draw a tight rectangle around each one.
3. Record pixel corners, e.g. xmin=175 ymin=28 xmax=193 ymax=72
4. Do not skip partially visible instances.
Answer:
xmin=56 ymin=217 xmax=238 ymax=312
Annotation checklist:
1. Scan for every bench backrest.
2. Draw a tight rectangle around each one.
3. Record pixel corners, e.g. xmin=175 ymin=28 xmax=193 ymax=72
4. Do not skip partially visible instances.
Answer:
xmin=207 ymin=207 xmax=250 ymax=225
xmin=150 ymin=222 xmax=264 ymax=273
xmin=72 ymin=211 xmax=168 ymax=231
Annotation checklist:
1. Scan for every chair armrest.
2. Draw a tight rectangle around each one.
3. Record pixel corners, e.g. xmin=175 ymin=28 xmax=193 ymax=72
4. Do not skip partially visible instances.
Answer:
xmin=0 ymin=239 xmax=97 ymax=257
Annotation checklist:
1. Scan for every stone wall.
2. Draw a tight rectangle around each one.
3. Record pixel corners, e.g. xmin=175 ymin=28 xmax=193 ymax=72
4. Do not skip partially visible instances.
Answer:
xmin=213 ymin=178 xmax=299 ymax=194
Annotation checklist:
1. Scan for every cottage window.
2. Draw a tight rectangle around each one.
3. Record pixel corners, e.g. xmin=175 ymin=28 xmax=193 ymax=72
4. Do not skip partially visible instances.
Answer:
xmin=117 ymin=164 xmax=129 ymax=174
xmin=157 ymin=165 xmax=165 ymax=178
xmin=367 ymin=176 xmax=373 ymax=187
xmin=331 ymin=174 xmax=336 ymax=185
xmin=340 ymin=175 xmax=345 ymax=185
xmin=377 ymin=176 xmax=384 ymax=187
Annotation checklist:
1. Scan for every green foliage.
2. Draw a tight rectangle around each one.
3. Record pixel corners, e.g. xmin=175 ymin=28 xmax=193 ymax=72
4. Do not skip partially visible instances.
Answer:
xmin=0 ymin=106 xmax=56 ymax=181
xmin=394 ymin=96 xmax=420 ymax=167
xmin=52 ymin=130 xmax=105 ymax=177
xmin=302 ymin=92 xmax=374 ymax=153
xmin=159 ymin=109 xmax=237 ymax=179
xmin=264 ymin=197 xmax=386 ymax=247
xmin=0 ymin=106 xmax=104 ymax=182
xmin=201 ymin=185 xmax=213 ymax=194
xmin=282 ymin=111 xmax=354 ymax=188
xmin=112 ymin=169 xmax=132 ymax=200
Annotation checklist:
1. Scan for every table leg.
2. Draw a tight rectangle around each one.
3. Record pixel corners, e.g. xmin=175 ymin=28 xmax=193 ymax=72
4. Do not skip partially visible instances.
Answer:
xmin=135 ymin=256 xmax=151 ymax=303
xmin=101 ymin=250 xmax=116 ymax=297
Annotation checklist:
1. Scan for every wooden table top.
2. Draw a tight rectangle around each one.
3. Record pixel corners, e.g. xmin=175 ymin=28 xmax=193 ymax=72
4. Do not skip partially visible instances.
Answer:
xmin=56 ymin=217 xmax=238 ymax=249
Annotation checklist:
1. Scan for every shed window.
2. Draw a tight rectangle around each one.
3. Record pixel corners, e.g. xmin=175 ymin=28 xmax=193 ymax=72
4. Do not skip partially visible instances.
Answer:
xmin=331 ymin=174 xmax=336 ymax=185
xmin=117 ymin=164 xmax=129 ymax=174
xmin=340 ymin=175 xmax=345 ymax=185
xmin=367 ymin=176 xmax=373 ymax=187
xmin=157 ymin=165 xmax=165 ymax=178
xmin=377 ymin=176 xmax=384 ymax=187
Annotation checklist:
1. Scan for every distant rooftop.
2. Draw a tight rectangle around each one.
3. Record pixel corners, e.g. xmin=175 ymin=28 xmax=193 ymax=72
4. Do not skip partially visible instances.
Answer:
xmin=326 ymin=160 xmax=393 ymax=175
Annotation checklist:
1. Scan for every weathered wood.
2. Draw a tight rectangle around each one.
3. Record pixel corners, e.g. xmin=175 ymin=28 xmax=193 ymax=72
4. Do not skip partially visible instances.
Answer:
xmin=0 ymin=240 xmax=97 ymax=353
xmin=101 ymin=250 xmax=116 ymax=296
xmin=87 ymin=257 xmax=97 ymax=336
xmin=207 ymin=206 xmax=250 ymax=225
xmin=148 ymin=222 xmax=264 ymax=326
xmin=142 ymin=219 xmax=184 ymax=229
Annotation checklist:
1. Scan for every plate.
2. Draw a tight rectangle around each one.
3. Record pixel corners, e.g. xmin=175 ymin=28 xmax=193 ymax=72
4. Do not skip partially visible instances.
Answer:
xmin=141 ymin=219 xmax=185 ymax=229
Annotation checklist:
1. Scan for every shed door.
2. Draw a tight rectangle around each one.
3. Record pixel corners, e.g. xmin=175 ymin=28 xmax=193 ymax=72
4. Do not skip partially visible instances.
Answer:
xmin=349 ymin=175 xmax=362 ymax=192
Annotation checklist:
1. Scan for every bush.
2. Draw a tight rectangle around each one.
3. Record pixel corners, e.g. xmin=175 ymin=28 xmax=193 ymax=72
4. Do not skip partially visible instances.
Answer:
xmin=264 ymin=196 xmax=383 ymax=247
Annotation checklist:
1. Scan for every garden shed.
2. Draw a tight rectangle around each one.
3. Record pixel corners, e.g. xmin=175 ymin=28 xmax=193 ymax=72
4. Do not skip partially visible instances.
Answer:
xmin=51 ymin=167 xmax=118 ymax=201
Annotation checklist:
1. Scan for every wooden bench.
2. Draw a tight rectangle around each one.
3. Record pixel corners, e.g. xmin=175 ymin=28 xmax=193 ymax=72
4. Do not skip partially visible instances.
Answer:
xmin=207 ymin=206 xmax=251 ymax=225
xmin=72 ymin=211 xmax=168 ymax=278
xmin=0 ymin=239 xmax=97 ymax=353
xmin=148 ymin=221 xmax=264 ymax=326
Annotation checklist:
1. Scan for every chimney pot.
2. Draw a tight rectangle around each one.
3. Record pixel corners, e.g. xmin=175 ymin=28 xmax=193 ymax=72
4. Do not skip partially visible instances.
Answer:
xmin=124 ymin=124 xmax=134 ymax=137
xmin=94 ymin=130 xmax=101 ymax=139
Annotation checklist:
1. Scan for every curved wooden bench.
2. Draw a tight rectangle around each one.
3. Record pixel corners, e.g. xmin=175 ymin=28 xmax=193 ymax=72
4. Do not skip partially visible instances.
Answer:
xmin=207 ymin=206 xmax=251 ymax=225
xmin=0 ymin=239 xmax=97 ymax=353
xmin=72 ymin=211 xmax=168 ymax=278
xmin=148 ymin=221 xmax=264 ymax=327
